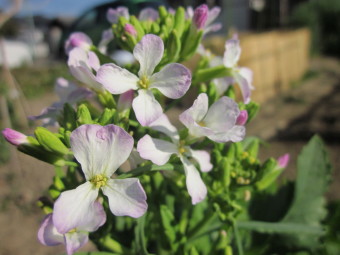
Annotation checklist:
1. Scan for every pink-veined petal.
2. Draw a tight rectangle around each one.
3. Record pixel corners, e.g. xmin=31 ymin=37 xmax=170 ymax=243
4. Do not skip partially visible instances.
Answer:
xmin=187 ymin=148 xmax=213 ymax=172
xmin=133 ymin=34 xmax=164 ymax=77
xmin=180 ymin=156 xmax=207 ymax=204
xmin=68 ymin=48 xmax=104 ymax=91
xmin=223 ymin=38 xmax=241 ymax=68
xmin=38 ymin=214 xmax=64 ymax=246
xmin=53 ymin=182 xmax=100 ymax=234
xmin=139 ymin=7 xmax=159 ymax=21
xmin=132 ymin=89 xmax=163 ymax=126
xmin=206 ymin=7 xmax=221 ymax=26
xmin=208 ymin=125 xmax=245 ymax=143
xmin=96 ymin=63 xmax=139 ymax=94
xmin=150 ymin=63 xmax=191 ymax=99
xmin=71 ymin=124 xmax=134 ymax=179
xmin=88 ymin=51 xmax=100 ymax=71
xmin=179 ymin=93 xmax=208 ymax=126
xmin=234 ymin=67 xmax=253 ymax=104
xmin=149 ymin=114 xmax=179 ymax=142
xmin=204 ymin=96 xmax=240 ymax=132
xmin=65 ymin=32 xmax=92 ymax=55
xmin=64 ymin=231 xmax=89 ymax=255
xmin=137 ymin=135 xmax=177 ymax=165
xmin=102 ymin=178 xmax=147 ymax=218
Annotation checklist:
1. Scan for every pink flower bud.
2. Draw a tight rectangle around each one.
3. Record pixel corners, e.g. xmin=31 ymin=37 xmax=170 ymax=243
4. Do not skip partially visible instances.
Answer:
xmin=124 ymin=24 xmax=137 ymax=37
xmin=236 ymin=110 xmax=248 ymax=125
xmin=277 ymin=153 xmax=290 ymax=168
xmin=2 ymin=128 xmax=29 ymax=146
xmin=193 ymin=4 xmax=208 ymax=29
xmin=117 ymin=90 xmax=134 ymax=112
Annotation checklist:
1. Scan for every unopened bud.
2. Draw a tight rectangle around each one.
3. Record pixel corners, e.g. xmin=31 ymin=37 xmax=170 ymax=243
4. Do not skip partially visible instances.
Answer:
xmin=193 ymin=4 xmax=208 ymax=29
xmin=124 ymin=23 xmax=137 ymax=36
xmin=2 ymin=128 xmax=29 ymax=146
xmin=117 ymin=90 xmax=134 ymax=112
xmin=236 ymin=110 xmax=248 ymax=125
xmin=277 ymin=153 xmax=290 ymax=168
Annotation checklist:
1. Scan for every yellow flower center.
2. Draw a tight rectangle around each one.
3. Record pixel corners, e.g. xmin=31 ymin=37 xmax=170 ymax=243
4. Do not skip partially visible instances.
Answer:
xmin=68 ymin=228 xmax=77 ymax=233
xmin=198 ymin=121 xmax=206 ymax=127
xmin=138 ymin=75 xmax=150 ymax=89
xmin=90 ymin=174 xmax=108 ymax=189
xmin=178 ymin=140 xmax=187 ymax=155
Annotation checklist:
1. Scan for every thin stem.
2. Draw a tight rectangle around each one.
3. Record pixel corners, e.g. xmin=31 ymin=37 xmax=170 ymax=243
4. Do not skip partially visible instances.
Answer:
xmin=117 ymin=163 xmax=179 ymax=179
xmin=233 ymin=221 xmax=244 ymax=255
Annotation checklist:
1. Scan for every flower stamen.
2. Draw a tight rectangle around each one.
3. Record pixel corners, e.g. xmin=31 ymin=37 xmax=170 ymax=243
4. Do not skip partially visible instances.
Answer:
xmin=138 ymin=75 xmax=150 ymax=89
xmin=90 ymin=174 xmax=108 ymax=188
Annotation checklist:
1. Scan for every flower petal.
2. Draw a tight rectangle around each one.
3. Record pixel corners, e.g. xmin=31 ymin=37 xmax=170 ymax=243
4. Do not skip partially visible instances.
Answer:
xmin=38 ymin=214 xmax=64 ymax=246
xmin=54 ymin=78 xmax=78 ymax=100
xmin=88 ymin=51 xmax=100 ymax=71
xmin=53 ymin=182 xmax=100 ymax=234
xmin=133 ymin=34 xmax=164 ymax=77
xmin=139 ymin=7 xmax=159 ymax=21
xmin=137 ymin=135 xmax=177 ymax=165
xmin=96 ymin=63 xmax=139 ymax=94
xmin=208 ymin=125 xmax=245 ymax=143
xmin=149 ymin=114 xmax=179 ymax=141
xmin=180 ymin=157 xmax=207 ymax=204
xmin=206 ymin=7 xmax=221 ymax=26
xmin=234 ymin=67 xmax=253 ymax=104
xmin=65 ymin=32 xmax=92 ymax=55
xmin=187 ymin=148 xmax=213 ymax=172
xmin=64 ymin=231 xmax=89 ymax=255
xmin=179 ymin=93 xmax=208 ymax=126
xmin=150 ymin=63 xmax=191 ymax=99
xmin=107 ymin=7 xmax=129 ymax=23
xmin=71 ymin=124 xmax=134 ymax=179
xmin=132 ymin=89 xmax=163 ymax=126
xmin=102 ymin=178 xmax=147 ymax=218
xmin=223 ymin=38 xmax=241 ymax=68
xmin=68 ymin=48 xmax=104 ymax=91
xmin=204 ymin=96 xmax=240 ymax=132
xmin=213 ymin=77 xmax=233 ymax=96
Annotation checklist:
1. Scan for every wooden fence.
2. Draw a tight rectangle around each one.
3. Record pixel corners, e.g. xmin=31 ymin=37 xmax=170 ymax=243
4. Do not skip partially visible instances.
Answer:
xmin=203 ymin=28 xmax=311 ymax=103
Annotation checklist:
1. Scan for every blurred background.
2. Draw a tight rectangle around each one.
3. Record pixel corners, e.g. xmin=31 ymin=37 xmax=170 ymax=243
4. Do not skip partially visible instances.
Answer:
xmin=0 ymin=0 xmax=340 ymax=254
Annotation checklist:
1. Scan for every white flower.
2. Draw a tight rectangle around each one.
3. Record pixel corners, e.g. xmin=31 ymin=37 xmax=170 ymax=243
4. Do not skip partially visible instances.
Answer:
xmin=96 ymin=34 xmax=191 ymax=126
xmin=137 ymin=114 xmax=212 ymax=204
xmin=179 ymin=93 xmax=245 ymax=143
xmin=53 ymin=124 xmax=147 ymax=234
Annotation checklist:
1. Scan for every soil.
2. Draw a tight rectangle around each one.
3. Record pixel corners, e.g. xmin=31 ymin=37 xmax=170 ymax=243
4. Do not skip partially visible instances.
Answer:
xmin=0 ymin=57 xmax=339 ymax=255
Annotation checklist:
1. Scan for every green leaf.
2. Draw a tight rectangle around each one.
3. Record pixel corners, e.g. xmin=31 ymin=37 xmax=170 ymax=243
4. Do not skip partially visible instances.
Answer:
xmin=278 ymin=135 xmax=331 ymax=249
xmin=160 ymin=205 xmax=176 ymax=244
xmin=134 ymin=214 xmax=152 ymax=255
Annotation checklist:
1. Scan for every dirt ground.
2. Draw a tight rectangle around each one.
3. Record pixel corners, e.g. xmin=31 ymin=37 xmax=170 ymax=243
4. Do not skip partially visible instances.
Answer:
xmin=0 ymin=57 xmax=339 ymax=255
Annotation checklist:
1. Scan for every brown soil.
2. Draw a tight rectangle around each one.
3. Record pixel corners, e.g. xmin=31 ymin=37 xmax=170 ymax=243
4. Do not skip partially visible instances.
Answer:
xmin=0 ymin=57 xmax=340 ymax=255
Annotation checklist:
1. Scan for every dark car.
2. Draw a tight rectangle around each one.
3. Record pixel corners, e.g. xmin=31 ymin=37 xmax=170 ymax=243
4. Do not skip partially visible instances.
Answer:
xmin=50 ymin=0 xmax=167 ymax=58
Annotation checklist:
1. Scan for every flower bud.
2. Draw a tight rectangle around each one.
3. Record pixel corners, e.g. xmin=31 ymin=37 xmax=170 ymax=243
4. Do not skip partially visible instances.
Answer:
xmin=124 ymin=23 xmax=137 ymax=37
xmin=193 ymin=4 xmax=208 ymax=30
xmin=64 ymin=32 xmax=92 ymax=55
xmin=2 ymin=128 xmax=29 ymax=146
xmin=277 ymin=153 xmax=290 ymax=168
xmin=236 ymin=110 xmax=248 ymax=125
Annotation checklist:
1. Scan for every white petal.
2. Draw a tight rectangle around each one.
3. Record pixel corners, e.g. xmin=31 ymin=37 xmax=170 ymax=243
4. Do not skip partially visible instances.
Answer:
xmin=180 ymin=157 xmax=207 ymax=204
xmin=38 ymin=214 xmax=64 ymax=246
xmin=203 ymin=96 xmax=240 ymax=132
xmin=137 ymin=135 xmax=177 ymax=165
xmin=64 ymin=231 xmax=89 ymax=255
xmin=179 ymin=93 xmax=208 ymax=127
xmin=223 ymin=39 xmax=241 ymax=68
xmin=206 ymin=6 xmax=221 ymax=26
xmin=88 ymin=51 xmax=100 ymax=71
xmin=213 ymin=77 xmax=233 ymax=96
xmin=148 ymin=114 xmax=179 ymax=141
xmin=70 ymin=124 xmax=134 ymax=179
xmin=102 ymin=178 xmax=147 ymax=218
xmin=187 ymin=149 xmax=213 ymax=172
xmin=53 ymin=182 xmax=100 ymax=234
xmin=96 ymin=63 xmax=139 ymax=94
xmin=150 ymin=63 xmax=191 ymax=99
xmin=68 ymin=48 xmax=104 ymax=91
xmin=132 ymin=89 xmax=163 ymax=126
xmin=208 ymin=125 xmax=245 ymax=143
xmin=134 ymin=34 xmax=164 ymax=77
xmin=234 ymin=67 xmax=253 ymax=104
xmin=139 ymin=7 xmax=159 ymax=21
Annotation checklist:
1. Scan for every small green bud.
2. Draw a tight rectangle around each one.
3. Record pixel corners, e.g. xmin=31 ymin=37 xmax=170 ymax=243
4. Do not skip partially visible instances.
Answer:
xmin=77 ymin=104 xmax=92 ymax=125
xmin=98 ymin=108 xmax=115 ymax=126
xmin=48 ymin=188 xmax=60 ymax=199
xmin=130 ymin=15 xmax=145 ymax=41
xmin=166 ymin=30 xmax=181 ymax=62
xmin=53 ymin=176 xmax=65 ymax=191
xmin=174 ymin=7 xmax=185 ymax=37
xmin=34 ymin=127 xmax=69 ymax=156
xmin=256 ymin=158 xmax=281 ymax=190
xmin=194 ymin=65 xmax=231 ymax=84
xmin=158 ymin=6 xmax=168 ymax=20
xmin=245 ymin=102 xmax=260 ymax=123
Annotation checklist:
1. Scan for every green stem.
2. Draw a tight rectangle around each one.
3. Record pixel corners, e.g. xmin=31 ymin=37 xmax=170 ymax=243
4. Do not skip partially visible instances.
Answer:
xmin=233 ymin=221 xmax=244 ymax=255
xmin=98 ymin=235 xmax=127 ymax=254
xmin=187 ymin=210 xmax=217 ymax=242
xmin=117 ymin=163 xmax=178 ymax=179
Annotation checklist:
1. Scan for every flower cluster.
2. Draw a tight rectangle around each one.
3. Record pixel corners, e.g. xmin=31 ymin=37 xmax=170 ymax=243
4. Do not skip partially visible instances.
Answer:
xmin=2 ymin=4 xmax=290 ymax=255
